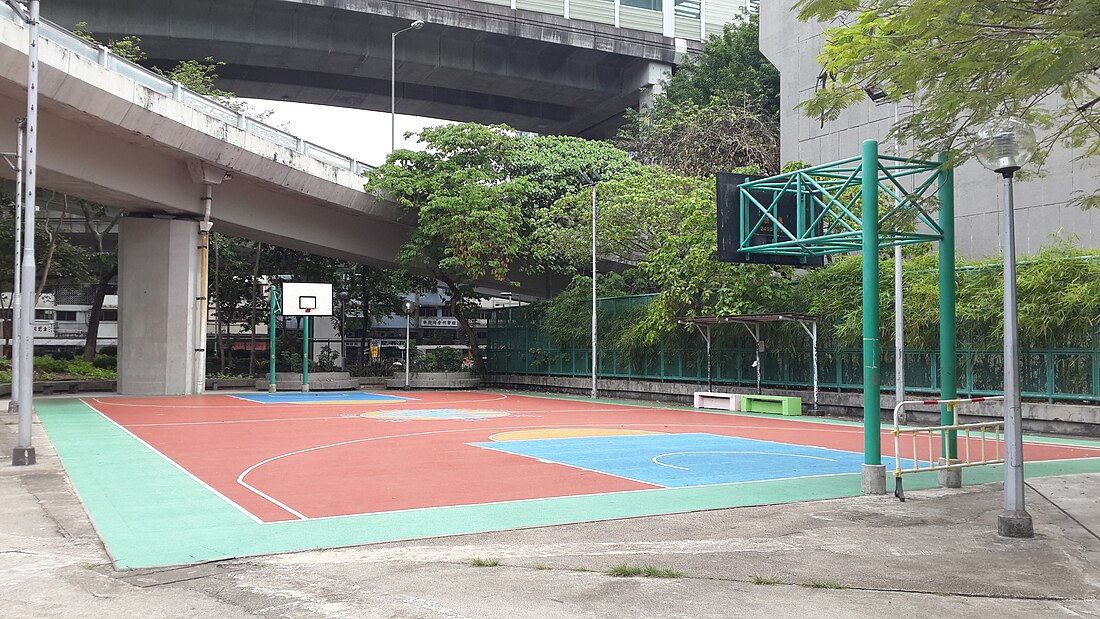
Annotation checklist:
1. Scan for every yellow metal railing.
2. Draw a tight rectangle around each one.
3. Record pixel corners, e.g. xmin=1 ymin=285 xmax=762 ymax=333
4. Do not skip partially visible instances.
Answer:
xmin=892 ymin=396 xmax=1005 ymax=501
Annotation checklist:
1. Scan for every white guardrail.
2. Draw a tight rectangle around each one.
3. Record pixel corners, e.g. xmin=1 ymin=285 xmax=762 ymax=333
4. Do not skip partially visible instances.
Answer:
xmin=892 ymin=396 xmax=1005 ymax=502
xmin=0 ymin=4 xmax=374 ymax=177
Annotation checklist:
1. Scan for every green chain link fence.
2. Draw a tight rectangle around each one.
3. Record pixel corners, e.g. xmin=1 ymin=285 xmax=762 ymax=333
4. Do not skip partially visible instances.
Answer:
xmin=487 ymin=296 xmax=1100 ymax=404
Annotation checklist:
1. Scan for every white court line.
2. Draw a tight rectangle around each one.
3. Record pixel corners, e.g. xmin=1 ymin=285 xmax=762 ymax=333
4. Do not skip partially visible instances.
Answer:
xmin=85 ymin=391 xmax=505 ymax=409
xmin=226 ymin=393 xmax=414 ymax=405
xmin=651 ymin=451 xmax=837 ymax=471
xmin=234 ymin=421 xmax=849 ymax=519
xmin=80 ymin=400 xmax=266 ymax=524
xmin=127 ymin=406 xmax=623 ymax=428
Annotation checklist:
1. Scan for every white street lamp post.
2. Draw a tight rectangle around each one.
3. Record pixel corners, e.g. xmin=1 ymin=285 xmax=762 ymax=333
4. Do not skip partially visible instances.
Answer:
xmin=975 ymin=115 xmax=1037 ymax=539
xmin=9 ymin=0 xmax=39 ymax=466
xmin=581 ymin=172 xmax=601 ymax=399
xmin=391 ymin=19 xmax=424 ymax=155
xmin=402 ymin=299 xmax=416 ymax=389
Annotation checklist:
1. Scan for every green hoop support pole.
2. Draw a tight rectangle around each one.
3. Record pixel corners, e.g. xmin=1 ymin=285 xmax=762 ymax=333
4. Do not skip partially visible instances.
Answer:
xmin=861 ymin=140 xmax=881 ymax=465
xmin=302 ymin=314 xmax=310 ymax=392
xmin=938 ymin=153 xmax=958 ymax=459
xmin=268 ymin=286 xmax=280 ymax=393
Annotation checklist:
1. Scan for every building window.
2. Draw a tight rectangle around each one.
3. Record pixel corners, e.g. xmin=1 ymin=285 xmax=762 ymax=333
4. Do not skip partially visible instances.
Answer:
xmin=674 ymin=0 xmax=699 ymax=19
xmin=418 ymin=306 xmax=437 ymax=318
xmin=439 ymin=306 xmax=454 ymax=317
xmin=34 ymin=309 xmax=54 ymax=320
xmin=55 ymin=310 xmax=78 ymax=321
xmin=622 ymin=0 xmax=662 ymax=10
xmin=100 ymin=310 xmax=119 ymax=322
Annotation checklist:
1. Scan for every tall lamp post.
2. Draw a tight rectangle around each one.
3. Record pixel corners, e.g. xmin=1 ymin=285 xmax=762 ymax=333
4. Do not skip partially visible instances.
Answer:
xmin=580 ymin=171 xmax=601 ymax=399
xmin=391 ymin=19 xmax=425 ymax=154
xmin=974 ymin=115 xmax=1037 ymax=539
xmin=9 ymin=0 xmax=39 ymax=466
xmin=402 ymin=299 xmax=416 ymax=389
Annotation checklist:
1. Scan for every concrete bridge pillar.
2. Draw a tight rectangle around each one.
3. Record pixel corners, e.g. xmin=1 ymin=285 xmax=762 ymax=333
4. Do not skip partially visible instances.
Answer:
xmin=117 ymin=216 xmax=201 ymax=395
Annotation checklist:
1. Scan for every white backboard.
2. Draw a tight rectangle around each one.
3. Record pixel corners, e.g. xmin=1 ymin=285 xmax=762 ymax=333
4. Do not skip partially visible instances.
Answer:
xmin=282 ymin=282 xmax=334 ymax=316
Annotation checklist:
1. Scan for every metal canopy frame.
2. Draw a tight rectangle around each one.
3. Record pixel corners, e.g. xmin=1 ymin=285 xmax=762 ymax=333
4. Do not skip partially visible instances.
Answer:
xmin=678 ymin=313 xmax=818 ymax=408
xmin=737 ymin=153 xmax=947 ymax=257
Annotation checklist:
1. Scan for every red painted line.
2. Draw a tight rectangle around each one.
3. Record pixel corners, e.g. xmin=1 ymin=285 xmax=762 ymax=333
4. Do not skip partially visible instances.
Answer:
xmin=90 ymin=393 xmax=1100 ymax=523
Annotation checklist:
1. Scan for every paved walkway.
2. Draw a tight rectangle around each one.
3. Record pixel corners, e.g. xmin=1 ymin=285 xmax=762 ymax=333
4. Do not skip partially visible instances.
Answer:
xmin=2 ymin=399 xmax=1099 ymax=618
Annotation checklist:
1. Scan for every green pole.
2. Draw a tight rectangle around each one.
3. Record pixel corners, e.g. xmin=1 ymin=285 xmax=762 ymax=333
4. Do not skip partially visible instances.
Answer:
xmin=268 ymin=286 xmax=278 ymax=393
xmin=861 ymin=140 xmax=881 ymax=466
xmin=937 ymin=153 xmax=958 ymax=459
xmin=302 ymin=315 xmax=310 ymax=392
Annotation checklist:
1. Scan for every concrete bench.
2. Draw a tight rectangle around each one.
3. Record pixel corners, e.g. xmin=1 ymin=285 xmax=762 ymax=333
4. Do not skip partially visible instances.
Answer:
xmin=693 ymin=391 xmax=741 ymax=411
xmin=741 ymin=394 xmax=802 ymax=416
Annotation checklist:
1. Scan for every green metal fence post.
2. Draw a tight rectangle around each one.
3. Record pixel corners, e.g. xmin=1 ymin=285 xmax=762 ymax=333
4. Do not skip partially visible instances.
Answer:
xmin=938 ymin=153 xmax=958 ymax=459
xmin=861 ymin=140 xmax=884 ymax=490
xmin=302 ymin=315 xmax=310 ymax=392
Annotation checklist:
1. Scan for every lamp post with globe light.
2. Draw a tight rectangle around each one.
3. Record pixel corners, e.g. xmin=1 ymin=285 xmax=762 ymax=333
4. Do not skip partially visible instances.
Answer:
xmin=391 ymin=19 xmax=425 ymax=154
xmin=402 ymin=299 xmax=417 ymax=389
xmin=974 ymin=116 xmax=1037 ymax=538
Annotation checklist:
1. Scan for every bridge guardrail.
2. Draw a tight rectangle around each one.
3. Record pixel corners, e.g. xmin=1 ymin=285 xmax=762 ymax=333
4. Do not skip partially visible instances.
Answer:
xmin=0 ymin=5 xmax=373 ymax=176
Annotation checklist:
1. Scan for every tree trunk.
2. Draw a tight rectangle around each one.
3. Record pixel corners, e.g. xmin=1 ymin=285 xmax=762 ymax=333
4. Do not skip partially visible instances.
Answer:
xmin=248 ymin=241 xmax=262 ymax=376
xmin=441 ymin=275 xmax=479 ymax=367
xmin=82 ymin=265 xmax=117 ymax=361
xmin=357 ymin=266 xmax=368 ymax=375
xmin=214 ymin=234 xmax=227 ymax=374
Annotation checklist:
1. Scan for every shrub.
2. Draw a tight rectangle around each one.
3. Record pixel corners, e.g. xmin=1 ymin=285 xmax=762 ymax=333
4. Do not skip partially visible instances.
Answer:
xmin=93 ymin=354 xmax=116 ymax=370
xmin=414 ymin=347 xmax=464 ymax=372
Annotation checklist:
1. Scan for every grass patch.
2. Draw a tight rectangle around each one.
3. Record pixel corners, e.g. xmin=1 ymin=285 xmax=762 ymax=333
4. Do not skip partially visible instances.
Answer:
xmin=571 ymin=567 xmax=592 ymax=572
xmin=751 ymin=574 xmax=781 ymax=585
xmin=801 ymin=580 xmax=847 ymax=589
xmin=470 ymin=558 xmax=500 ymax=567
xmin=607 ymin=564 xmax=683 ymax=579
xmin=534 ymin=564 xmax=551 ymax=570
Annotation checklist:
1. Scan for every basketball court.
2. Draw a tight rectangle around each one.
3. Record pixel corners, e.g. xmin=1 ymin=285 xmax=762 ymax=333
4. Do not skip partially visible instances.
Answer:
xmin=36 ymin=391 xmax=1100 ymax=569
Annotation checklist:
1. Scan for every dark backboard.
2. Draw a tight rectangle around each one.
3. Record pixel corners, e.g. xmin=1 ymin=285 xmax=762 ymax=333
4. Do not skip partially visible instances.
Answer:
xmin=716 ymin=173 xmax=825 ymax=267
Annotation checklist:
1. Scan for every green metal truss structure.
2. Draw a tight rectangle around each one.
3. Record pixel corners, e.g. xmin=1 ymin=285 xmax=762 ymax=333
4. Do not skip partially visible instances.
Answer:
xmin=738 ymin=140 xmax=958 ymax=492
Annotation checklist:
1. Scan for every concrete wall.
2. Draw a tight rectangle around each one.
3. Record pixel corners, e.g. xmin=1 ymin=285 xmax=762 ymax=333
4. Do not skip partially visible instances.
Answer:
xmin=759 ymin=1 xmax=1100 ymax=259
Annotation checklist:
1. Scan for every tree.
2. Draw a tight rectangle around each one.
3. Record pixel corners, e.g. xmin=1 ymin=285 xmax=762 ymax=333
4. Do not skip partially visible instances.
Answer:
xmin=615 ymin=14 xmax=781 ymax=175
xmin=365 ymin=123 xmax=638 ymax=356
xmin=795 ymin=0 xmax=1100 ymax=207
xmin=616 ymin=100 xmax=780 ymax=176
xmin=74 ymin=22 xmax=237 ymax=104
xmin=539 ymin=166 xmax=794 ymax=345
xmin=75 ymin=200 xmax=122 ymax=361
xmin=661 ymin=13 xmax=780 ymax=118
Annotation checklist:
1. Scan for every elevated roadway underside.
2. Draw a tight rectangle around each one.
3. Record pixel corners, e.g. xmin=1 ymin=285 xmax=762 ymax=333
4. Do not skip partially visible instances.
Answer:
xmin=42 ymin=0 xmax=692 ymax=138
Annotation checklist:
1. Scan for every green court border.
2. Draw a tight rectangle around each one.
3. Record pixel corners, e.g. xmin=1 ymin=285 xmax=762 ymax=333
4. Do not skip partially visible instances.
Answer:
xmin=37 ymin=396 xmax=1100 ymax=570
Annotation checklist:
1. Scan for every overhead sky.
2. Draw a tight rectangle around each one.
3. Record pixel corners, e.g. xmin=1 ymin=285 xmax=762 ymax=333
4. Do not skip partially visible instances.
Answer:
xmin=240 ymin=98 xmax=452 ymax=168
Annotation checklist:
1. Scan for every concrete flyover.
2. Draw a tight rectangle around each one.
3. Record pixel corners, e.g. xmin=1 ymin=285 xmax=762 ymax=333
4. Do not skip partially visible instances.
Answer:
xmin=40 ymin=0 xmax=700 ymax=139
xmin=0 ymin=8 xmax=419 ymax=394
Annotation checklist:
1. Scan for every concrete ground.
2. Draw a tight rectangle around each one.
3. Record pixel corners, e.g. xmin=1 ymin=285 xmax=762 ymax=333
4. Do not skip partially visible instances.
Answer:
xmin=3 ymin=399 xmax=1099 ymax=618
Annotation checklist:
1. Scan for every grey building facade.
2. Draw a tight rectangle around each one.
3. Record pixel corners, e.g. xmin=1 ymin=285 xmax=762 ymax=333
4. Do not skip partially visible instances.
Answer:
xmin=760 ymin=0 xmax=1100 ymax=259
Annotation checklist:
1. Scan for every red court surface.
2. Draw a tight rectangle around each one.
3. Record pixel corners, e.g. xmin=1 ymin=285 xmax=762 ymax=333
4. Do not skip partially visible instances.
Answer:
xmin=83 ymin=392 xmax=1100 ymax=524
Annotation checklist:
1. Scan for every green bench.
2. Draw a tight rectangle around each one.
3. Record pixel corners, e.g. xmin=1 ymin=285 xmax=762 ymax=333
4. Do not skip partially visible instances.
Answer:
xmin=740 ymin=394 xmax=801 ymax=416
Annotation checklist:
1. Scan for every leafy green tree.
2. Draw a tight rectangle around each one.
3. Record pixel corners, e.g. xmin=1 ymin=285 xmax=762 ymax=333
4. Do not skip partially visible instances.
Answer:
xmin=540 ymin=167 xmax=794 ymax=345
xmin=795 ymin=0 xmax=1100 ymax=207
xmin=662 ymin=13 xmax=780 ymax=117
xmin=365 ymin=123 xmax=638 ymax=355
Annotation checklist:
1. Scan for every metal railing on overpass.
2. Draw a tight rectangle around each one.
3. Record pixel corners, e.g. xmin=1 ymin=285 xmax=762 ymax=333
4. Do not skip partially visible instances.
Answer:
xmin=0 ymin=4 xmax=374 ymax=177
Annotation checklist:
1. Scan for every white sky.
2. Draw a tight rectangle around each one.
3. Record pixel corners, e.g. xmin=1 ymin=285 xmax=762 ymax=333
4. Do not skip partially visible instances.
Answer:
xmin=240 ymin=98 xmax=452 ymax=167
